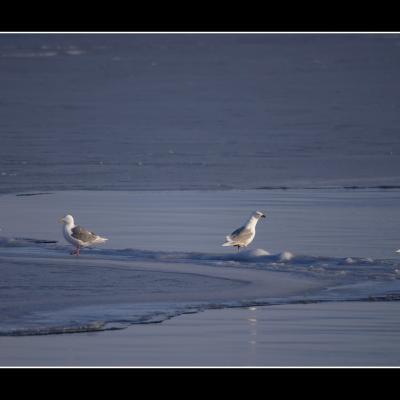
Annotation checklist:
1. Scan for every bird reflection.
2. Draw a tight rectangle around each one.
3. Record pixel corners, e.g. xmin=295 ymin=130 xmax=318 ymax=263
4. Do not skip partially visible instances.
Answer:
xmin=247 ymin=307 xmax=258 ymax=347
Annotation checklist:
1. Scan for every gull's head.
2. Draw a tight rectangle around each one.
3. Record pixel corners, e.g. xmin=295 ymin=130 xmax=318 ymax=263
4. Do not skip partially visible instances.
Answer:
xmin=59 ymin=214 xmax=74 ymax=225
xmin=253 ymin=211 xmax=266 ymax=220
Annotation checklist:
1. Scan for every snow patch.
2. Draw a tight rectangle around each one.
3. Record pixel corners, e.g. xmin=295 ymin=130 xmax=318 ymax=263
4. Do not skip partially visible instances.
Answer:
xmin=279 ymin=251 xmax=295 ymax=262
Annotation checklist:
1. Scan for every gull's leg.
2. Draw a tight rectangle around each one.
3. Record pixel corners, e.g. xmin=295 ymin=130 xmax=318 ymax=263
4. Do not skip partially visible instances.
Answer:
xmin=71 ymin=245 xmax=80 ymax=256
xmin=237 ymin=246 xmax=240 ymax=253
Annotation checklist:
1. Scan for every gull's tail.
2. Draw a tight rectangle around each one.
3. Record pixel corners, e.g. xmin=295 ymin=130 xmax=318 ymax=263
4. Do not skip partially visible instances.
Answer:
xmin=93 ymin=236 xmax=108 ymax=244
xmin=222 ymin=236 xmax=234 ymax=247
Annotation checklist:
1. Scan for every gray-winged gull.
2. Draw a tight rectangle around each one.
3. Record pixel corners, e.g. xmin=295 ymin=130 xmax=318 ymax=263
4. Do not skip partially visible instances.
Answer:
xmin=222 ymin=211 xmax=266 ymax=251
xmin=59 ymin=214 xmax=108 ymax=256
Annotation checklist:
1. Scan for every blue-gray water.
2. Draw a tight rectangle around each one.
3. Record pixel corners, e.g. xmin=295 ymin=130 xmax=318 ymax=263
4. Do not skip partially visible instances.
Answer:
xmin=1 ymin=33 xmax=400 ymax=193
xmin=2 ymin=34 xmax=400 ymax=342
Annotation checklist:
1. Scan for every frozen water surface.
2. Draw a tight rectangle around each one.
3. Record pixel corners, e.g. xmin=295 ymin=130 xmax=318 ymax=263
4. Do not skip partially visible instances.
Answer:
xmin=1 ymin=189 xmax=400 ymax=336
xmin=1 ymin=33 xmax=400 ymax=342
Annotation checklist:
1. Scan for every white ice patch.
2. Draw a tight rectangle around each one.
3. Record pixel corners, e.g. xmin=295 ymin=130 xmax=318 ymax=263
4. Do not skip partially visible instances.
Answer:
xmin=361 ymin=257 xmax=374 ymax=263
xmin=279 ymin=251 xmax=294 ymax=262
xmin=243 ymin=248 xmax=270 ymax=257
xmin=64 ymin=49 xmax=86 ymax=56
xmin=1 ymin=51 xmax=58 ymax=58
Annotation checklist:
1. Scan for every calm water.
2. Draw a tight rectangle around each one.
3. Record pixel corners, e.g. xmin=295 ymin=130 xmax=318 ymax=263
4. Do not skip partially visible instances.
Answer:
xmin=1 ymin=34 xmax=400 ymax=193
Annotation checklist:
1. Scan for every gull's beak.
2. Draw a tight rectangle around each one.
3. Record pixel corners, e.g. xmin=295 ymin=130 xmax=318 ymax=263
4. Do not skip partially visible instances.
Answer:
xmin=59 ymin=218 xmax=64 ymax=224
xmin=261 ymin=214 xmax=266 ymax=218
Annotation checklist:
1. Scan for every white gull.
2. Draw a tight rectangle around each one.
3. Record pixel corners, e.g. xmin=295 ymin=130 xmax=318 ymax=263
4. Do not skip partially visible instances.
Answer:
xmin=222 ymin=211 xmax=266 ymax=252
xmin=59 ymin=214 xmax=108 ymax=256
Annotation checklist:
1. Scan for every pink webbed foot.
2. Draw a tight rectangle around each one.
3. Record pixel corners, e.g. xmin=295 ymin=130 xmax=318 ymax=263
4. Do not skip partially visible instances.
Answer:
xmin=70 ymin=246 xmax=81 ymax=256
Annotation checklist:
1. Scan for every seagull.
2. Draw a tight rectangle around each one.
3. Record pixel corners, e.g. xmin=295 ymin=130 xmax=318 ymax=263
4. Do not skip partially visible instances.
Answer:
xmin=59 ymin=214 xmax=108 ymax=256
xmin=222 ymin=211 xmax=266 ymax=251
